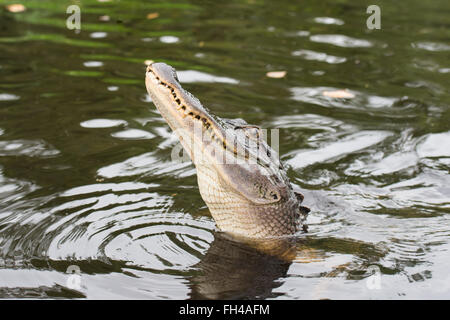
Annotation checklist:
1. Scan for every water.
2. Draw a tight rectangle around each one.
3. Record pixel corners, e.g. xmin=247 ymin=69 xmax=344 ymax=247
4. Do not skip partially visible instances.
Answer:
xmin=0 ymin=0 xmax=449 ymax=299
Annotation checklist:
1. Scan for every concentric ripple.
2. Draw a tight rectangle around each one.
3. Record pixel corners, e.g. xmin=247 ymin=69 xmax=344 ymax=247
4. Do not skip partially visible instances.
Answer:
xmin=0 ymin=180 xmax=216 ymax=298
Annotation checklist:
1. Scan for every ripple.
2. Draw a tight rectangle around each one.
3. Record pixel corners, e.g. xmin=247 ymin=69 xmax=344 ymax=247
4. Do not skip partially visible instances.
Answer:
xmin=384 ymin=173 xmax=450 ymax=208
xmin=90 ymin=32 xmax=108 ymax=39
xmin=331 ymin=165 xmax=450 ymax=221
xmin=292 ymin=49 xmax=346 ymax=64
xmin=350 ymin=152 xmax=418 ymax=176
xmin=83 ymin=61 xmax=103 ymax=67
xmin=97 ymin=151 xmax=194 ymax=179
xmin=159 ymin=36 xmax=179 ymax=44
xmin=111 ymin=129 xmax=156 ymax=140
xmin=269 ymin=113 xmax=348 ymax=132
xmin=42 ymin=187 xmax=215 ymax=273
xmin=417 ymin=132 xmax=450 ymax=158
xmin=411 ymin=58 xmax=444 ymax=73
xmin=0 ymin=175 xmax=215 ymax=299
xmin=389 ymin=238 xmax=428 ymax=263
xmin=0 ymin=183 xmax=20 ymax=194
xmin=61 ymin=182 xmax=159 ymax=197
xmin=105 ymin=225 xmax=212 ymax=270
xmin=310 ymin=34 xmax=373 ymax=48
xmin=290 ymin=87 xmax=396 ymax=110
xmin=177 ymin=70 xmax=239 ymax=84
xmin=313 ymin=17 xmax=344 ymax=25
xmin=311 ymin=70 xmax=325 ymax=76
xmin=412 ymin=42 xmax=450 ymax=52
xmin=296 ymin=30 xmax=310 ymax=37
xmin=80 ymin=119 xmax=127 ymax=128
xmin=0 ymin=140 xmax=60 ymax=157
xmin=287 ymin=130 xmax=392 ymax=169
xmin=0 ymin=93 xmax=20 ymax=101
xmin=107 ymin=86 xmax=119 ymax=92
xmin=346 ymin=131 xmax=419 ymax=176
xmin=0 ymin=166 xmax=37 ymax=205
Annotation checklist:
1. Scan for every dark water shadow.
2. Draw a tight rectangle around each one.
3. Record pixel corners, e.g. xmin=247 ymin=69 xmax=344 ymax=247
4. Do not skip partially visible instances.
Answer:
xmin=187 ymin=228 xmax=388 ymax=300
xmin=188 ymin=232 xmax=297 ymax=300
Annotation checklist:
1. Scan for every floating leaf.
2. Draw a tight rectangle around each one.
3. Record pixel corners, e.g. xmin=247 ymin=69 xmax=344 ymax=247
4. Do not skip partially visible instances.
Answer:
xmin=266 ymin=71 xmax=287 ymax=78
xmin=6 ymin=4 xmax=26 ymax=12
xmin=99 ymin=15 xmax=110 ymax=22
xmin=322 ymin=89 xmax=355 ymax=98
xmin=146 ymin=12 xmax=159 ymax=20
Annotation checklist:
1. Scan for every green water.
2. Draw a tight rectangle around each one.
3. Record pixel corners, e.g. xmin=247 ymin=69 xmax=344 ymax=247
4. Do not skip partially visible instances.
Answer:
xmin=0 ymin=0 xmax=449 ymax=299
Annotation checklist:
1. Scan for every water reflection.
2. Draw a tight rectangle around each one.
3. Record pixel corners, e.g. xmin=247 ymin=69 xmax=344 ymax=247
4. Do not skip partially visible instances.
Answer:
xmin=111 ymin=129 xmax=155 ymax=140
xmin=160 ymin=36 xmax=180 ymax=44
xmin=80 ymin=119 xmax=127 ymax=128
xmin=313 ymin=17 xmax=345 ymax=26
xmin=177 ymin=70 xmax=239 ymax=84
xmin=292 ymin=49 xmax=347 ymax=64
xmin=189 ymin=233 xmax=296 ymax=300
xmin=309 ymin=34 xmax=373 ymax=48
xmin=189 ymin=232 xmax=391 ymax=299
xmin=90 ymin=32 xmax=108 ymax=39
xmin=0 ymin=93 xmax=20 ymax=101
xmin=412 ymin=42 xmax=450 ymax=52
xmin=0 ymin=140 xmax=60 ymax=157
xmin=83 ymin=61 xmax=104 ymax=68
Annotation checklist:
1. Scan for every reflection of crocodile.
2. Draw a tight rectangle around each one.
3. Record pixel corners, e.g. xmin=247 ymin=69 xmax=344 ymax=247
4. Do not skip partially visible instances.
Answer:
xmin=188 ymin=231 xmax=386 ymax=299
xmin=145 ymin=63 xmax=309 ymax=238
xmin=189 ymin=232 xmax=296 ymax=299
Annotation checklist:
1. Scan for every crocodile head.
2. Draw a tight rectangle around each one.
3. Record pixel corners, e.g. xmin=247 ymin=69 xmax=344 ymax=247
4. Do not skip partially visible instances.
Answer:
xmin=145 ymin=62 xmax=309 ymax=238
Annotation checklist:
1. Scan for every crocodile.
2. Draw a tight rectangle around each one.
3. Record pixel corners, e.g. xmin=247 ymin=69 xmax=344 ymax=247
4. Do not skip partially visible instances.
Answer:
xmin=145 ymin=62 xmax=309 ymax=238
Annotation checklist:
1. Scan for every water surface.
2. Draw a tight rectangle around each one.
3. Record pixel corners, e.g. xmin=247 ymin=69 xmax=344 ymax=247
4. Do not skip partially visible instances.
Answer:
xmin=0 ymin=0 xmax=449 ymax=299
